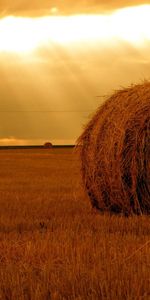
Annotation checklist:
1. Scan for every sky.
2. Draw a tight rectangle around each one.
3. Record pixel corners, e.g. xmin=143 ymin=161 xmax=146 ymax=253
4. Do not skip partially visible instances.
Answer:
xmin=0 ymin=1 xmax=150 ymax=145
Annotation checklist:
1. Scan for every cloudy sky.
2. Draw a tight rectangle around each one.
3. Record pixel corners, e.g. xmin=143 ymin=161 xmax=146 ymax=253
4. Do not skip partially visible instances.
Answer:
xmin=0 ymin=1 xmax=150 ymax=145
xmin=0 ymin=0 xmax=149 ymax=16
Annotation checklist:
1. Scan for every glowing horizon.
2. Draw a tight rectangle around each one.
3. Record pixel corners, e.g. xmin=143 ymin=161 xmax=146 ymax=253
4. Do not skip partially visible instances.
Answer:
xmin=0 ymin=4 xmax=150 ymax=53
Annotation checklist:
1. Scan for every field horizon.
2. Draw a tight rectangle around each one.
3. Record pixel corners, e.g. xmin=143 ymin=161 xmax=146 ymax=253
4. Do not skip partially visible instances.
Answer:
xmin=0 ymin=145 xmax=75 ymax=149
xmin=0 ymin=148 xmax=149 ymax=300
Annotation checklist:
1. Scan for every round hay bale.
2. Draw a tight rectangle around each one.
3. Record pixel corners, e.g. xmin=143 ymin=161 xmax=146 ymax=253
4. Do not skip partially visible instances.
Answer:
xmin=43 ymin=142 xmax=53 ymax=149
xmin=77 ymin=82 xmax=150 ymax=215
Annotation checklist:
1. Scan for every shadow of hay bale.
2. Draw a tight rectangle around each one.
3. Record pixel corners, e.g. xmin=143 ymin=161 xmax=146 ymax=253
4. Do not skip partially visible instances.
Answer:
xmin=77 ymin=82 xmax=150 ymax=216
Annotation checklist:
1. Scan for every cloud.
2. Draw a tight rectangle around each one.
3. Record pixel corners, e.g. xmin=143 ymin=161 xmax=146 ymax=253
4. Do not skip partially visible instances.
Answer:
xmin=0 ymin=137 xmax=29 ymax=145
xmin=0 ymin=0 xmax=149 ymax=17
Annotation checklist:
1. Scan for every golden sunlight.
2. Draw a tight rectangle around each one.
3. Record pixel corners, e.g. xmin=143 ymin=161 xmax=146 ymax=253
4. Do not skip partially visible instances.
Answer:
xmin=0 ymin=5 xmax=150 ymax=53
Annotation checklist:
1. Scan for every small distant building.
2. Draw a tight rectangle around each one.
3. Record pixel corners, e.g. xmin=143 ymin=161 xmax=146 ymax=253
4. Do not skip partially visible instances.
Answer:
xmin=43 ymin=142 xmax=53 ymax=149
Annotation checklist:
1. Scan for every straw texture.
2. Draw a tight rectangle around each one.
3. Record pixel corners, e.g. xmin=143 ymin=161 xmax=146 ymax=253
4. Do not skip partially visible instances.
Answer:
xmin=77 ymin=82 xmax=150 ymax=215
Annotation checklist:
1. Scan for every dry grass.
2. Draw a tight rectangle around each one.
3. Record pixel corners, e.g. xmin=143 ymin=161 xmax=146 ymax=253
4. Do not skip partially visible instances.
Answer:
xmin=0 ymin=148 xmax=150 ymax=300
xmin=77 ymin=82 xmax=150 ymax=215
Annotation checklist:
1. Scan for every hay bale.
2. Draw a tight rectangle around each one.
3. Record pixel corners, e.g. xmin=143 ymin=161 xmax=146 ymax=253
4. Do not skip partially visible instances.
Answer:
xmin=77 ymin=82 xmax=150 ymax=215
xmin=43 ymin=142 xmax=53 ymax=149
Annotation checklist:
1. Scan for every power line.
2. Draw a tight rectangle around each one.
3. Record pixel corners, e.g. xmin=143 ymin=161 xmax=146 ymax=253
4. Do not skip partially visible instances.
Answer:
xmin=0 ymin=110 xmax=94 ymax=113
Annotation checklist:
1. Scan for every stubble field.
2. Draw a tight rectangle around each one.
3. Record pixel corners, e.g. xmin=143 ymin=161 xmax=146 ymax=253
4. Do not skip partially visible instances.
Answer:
xmin=0 ymin=148 xmax=149 ymax=300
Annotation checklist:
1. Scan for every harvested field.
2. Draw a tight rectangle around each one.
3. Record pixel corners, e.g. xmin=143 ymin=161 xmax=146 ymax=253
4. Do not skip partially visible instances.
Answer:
xmin=0 ymin=148 xmax=150 ymax=300
xmin=77 ymin=82 xmax=150 ymax=215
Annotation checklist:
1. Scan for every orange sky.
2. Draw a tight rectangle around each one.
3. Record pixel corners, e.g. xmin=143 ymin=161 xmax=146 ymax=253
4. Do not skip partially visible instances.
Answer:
xmin=0 ymin=2 xmax=150 ymax=145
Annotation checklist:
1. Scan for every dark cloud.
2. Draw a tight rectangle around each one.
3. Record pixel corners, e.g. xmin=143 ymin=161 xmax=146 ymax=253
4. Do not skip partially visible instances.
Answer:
xmin=0 ymin=0 xmax=149 ymax=17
